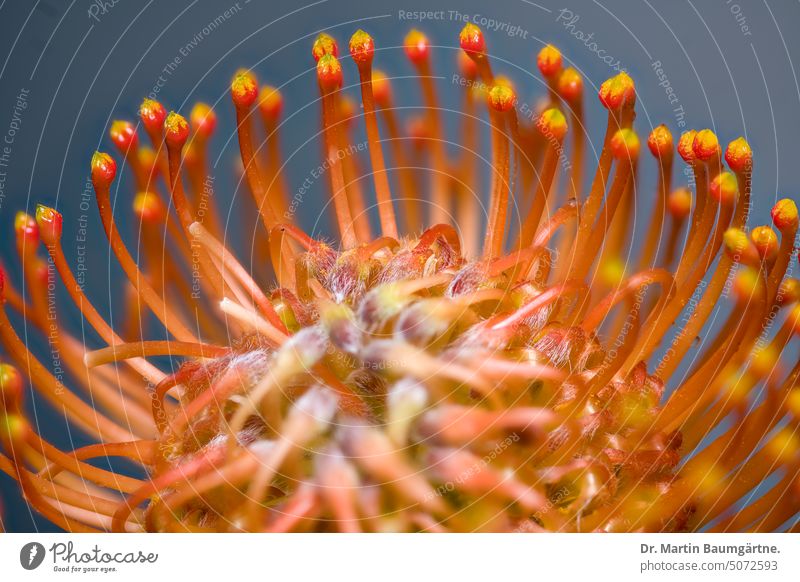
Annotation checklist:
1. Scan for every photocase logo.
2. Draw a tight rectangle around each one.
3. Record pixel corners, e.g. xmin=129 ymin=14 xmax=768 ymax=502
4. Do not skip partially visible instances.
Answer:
xmin=19 ymin=542 xmax=46 ymax=570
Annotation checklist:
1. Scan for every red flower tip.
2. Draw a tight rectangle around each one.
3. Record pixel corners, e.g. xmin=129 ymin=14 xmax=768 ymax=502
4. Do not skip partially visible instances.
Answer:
xmin=109 ymin=120 xmax=138 ymax=152
xmin=0 ymin=363 xmax=23 ymax=411
xmin=557 ymin=67 xmax=582 ymax=102
xmin=458 ymin=51 xmax=479 ymax=80
xmin=537 ymin=44 xmax=562 ymax=79
xmin=91 ymin=151 xmax=117 ymax=188
xmin=610 ymin=128 xmax=640 ymax=160
xmin=317 ymin=54 xmax=343 ymax=93
xmin=709 ymin=171 xmax=738 ymax=205
xmin=14 ymin=212 xmax=39 ymax=245
xmin=771 ymin=198 xmax=798 ymax=231
xmin=164 ymin=111 xmax=190 ymax=147
xmin=404 ymin=29 xmax=430 ymax=64
xmin=35 ymin=204 xmax=63 ymax=244
xmin=349 ymin=29 xmax=374 ymax=65
xmin=459 ymin=23 xmax=485 ymax=57
xmin=487 ymin=82 xmax=516 ymax=112
xmin=231 ymin=70 xmax=258 ymax=109
xmin=138 ymin=98 xmax=166 ymax=134
xmin=190 ymin=103 xmax=217 ymax=138
xmin=133 ymin=191 xmax=166 ymax=224
xmin=692 ymin=129 xmax=720 ymax=161
xmin=750 ymin=226 xmax=779 ymax=262
xmin=668 ymin=188 xmax=692 ymax=219
xmin=725 ymin=137 xmax=752 ymax=172
xmin=258 ymin=85 xmax=283 ymax=120
xmin=647 ymin=124 xmax=673 ymax=159
xmin=312 ymin=33 xmax=338 ymax=62
xmin=598 ymin=71 xmax=635 ymax=110
xmin=406 ymin=115 xmax=430 ymax=147
xmin=537 ymin=108 xmax=568 ymax=141
xmin=677 ymin=130 xmax=698 ymax=163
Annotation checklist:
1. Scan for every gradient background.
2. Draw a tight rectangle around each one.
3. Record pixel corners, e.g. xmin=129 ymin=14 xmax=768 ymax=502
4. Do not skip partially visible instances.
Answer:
xmin=0 ymin=0 xmax=799 ymax=531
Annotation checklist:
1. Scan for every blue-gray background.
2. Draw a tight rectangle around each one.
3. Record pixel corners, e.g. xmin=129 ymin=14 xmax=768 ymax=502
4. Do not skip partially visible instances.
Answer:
xmin=0 ymin=0 xmax=798 ymax=531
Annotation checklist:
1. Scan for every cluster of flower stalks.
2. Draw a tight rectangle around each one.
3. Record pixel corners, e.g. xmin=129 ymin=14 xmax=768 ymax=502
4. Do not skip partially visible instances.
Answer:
xmin=1 ymin=25 xmax=799 ymax=534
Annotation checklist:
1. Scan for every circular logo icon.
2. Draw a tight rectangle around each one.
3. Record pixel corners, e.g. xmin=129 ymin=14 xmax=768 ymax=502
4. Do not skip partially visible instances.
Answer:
xmin=20 ymin=542 xmax=46 ymax=570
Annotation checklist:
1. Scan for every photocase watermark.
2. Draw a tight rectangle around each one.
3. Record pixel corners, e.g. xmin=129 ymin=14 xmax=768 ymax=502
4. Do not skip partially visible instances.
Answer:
xmin=0 ymin=88 xmax=30 ymax=213
xmin=556 ymin=9 xmax=624 ymax=73
xmin=651 ymin=60 xmax=687 ymax=130
xmin=425 ymin=433 xmax=521 ymax=500
xmin=285 ymin=140 xmax=368 ymax=221
xmin=87 ymin=0 xmax=123 ymax=23
xmin=190 ymin=175 xmax=216 ymax=299
xmin=451 ymin=73 xmax=572 ymax=172
xmin=725 ymin=0 xmax=752 ymax=37
xmin=514 ymin=485 xmax=570 ymax=531
xmin=397 ymin=9 xmax=529 ymax=39
xmin=146 ymin=2 xmax=248 ymax=101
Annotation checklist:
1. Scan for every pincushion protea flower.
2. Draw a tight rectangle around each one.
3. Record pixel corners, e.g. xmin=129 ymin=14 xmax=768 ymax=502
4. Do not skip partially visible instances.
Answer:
xmin=0 ymin=24 xmax=799 ymax=534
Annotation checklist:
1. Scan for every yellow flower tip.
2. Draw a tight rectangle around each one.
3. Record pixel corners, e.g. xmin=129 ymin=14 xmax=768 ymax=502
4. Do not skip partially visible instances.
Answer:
xmin=312 ymin=32 xmax=338 ymax=62
xmin=371 ymin=70 xmax=391 ymax=107
xmin=459 ymin=23 xmax=485 ymax=57
xmin=600 ymin=256 xmax=626 ymax=287
xmin=0 ymin=413 xmax=28 ymax=443
xmin=189 ymin=103 xmax=217 ymax=138
xmin=14 ymin=211 xmax=38 ymax=244
xmin=723 ymin=228 xmax=750 ymax=257
xmin=458 ymin=51 xmax=479 ymax=80
xmin=771 ymin=198 xmax=798 ymax=232
xmin=732 ymin=267 xmax=765 ymax=302
xmin=349 ymin=29 xmax=375 ymax=65
xmin=0 ymin=363 xmax=23 ymax=410
xmin=677 ymin=130 xmax=698 ymax=163
xmin=751 ymin=345 xmax=779 ymax=376
xmin=138 ymin=98 xmax=166 ymax=133
xmin=610 ymin=128 xmax=640 ymax=161
xmin=725 ymin=137 xmax=752 ymax=172
xmin=34 ymin=204 xmax=63 ymax=244
xmin=647 ymin=124 xmax=673 ymax=159
xmin=537 ymin=44 xmax=562 ymax=79
xmin=750 ymin=225 xmax=779 ymax=262
xmin=109 ymin=119 xmax=138 ymax=152
xmin=786 ymin=387 xmax=800 ymax=418
xmin=790 ymin=304 xmax=800 ymax=335
xmin=338 ymin=94 xmax=357 ymax=124
xmin=487 ymin=82 xmax=517 ymax=113
xmin=91 ymin=151 xmax=117 ymax=187
xmin=164 ymin=111 xmax=190 ymax=146
xmin=777 ymin=277 xmax=800 ymax=307
xmin=767 ymin=428 xmax=799 ymax=464
xmin=536 ymin=108 xmax=568 ymax=141
xmin=692 ymin=128 xmax=720 ymax=161
xmin=258 ymin=85 xmax=283 ymax=120
xmin=404 ymin=29 xmax=430 ymax=64
xmin=316 ymin=54 xmax=343 ymax=93
xmin=598 ymin=71 xmax=635 ymax=110
xmin=667 ymin=187 xmax=692 ymax=220
xmin=231 ymin=70 xmax=258 ymax=109
xmin=686 ymin=464 xmax=726 ymax=497
xmin=556 ymin=67 xmax=582 ymax=102
xmin=133 ymin=191 xmax=166 ymax=224
xmin=709 ymin=171 xmax=738 ymax=205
